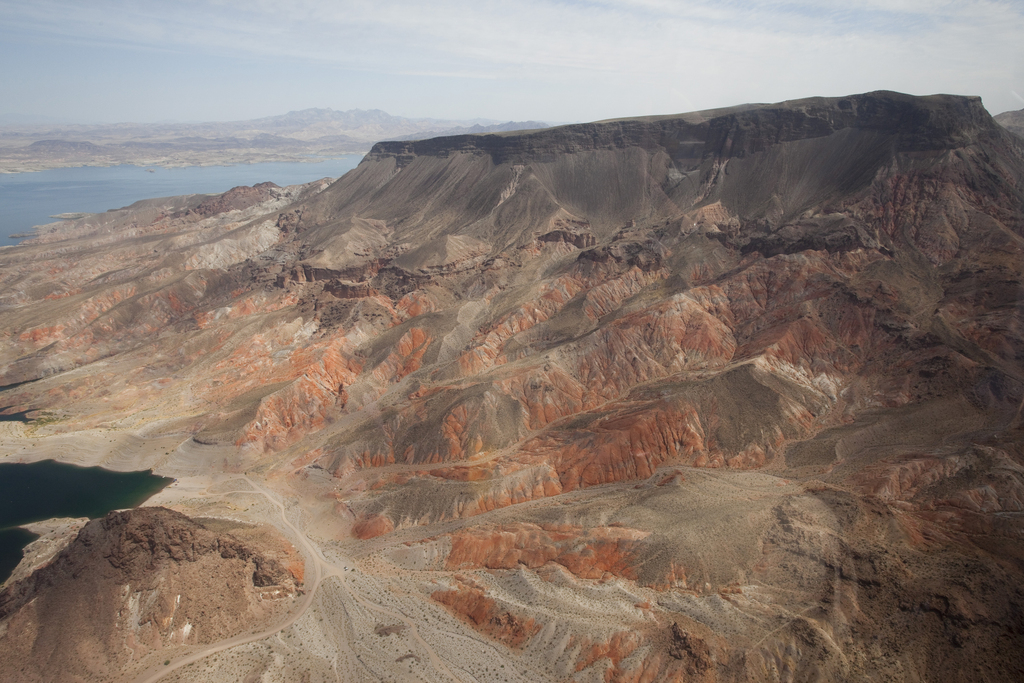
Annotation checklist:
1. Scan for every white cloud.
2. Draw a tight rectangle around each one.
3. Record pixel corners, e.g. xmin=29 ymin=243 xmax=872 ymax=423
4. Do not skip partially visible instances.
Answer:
xmin=1 ymin=0 xmax=1021 ymax=120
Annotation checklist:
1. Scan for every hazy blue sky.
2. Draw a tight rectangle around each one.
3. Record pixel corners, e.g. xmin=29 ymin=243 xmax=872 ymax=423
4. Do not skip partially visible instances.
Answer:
xmin=2 ymin=0 xmax=1022 ymax=124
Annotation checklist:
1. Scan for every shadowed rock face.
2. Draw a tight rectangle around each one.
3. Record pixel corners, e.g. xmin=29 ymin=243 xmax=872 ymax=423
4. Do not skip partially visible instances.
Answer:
xmin=0 ymin=508 xmax=300 ymax=682
xmin=2 ymin=90 xmax=1024 ymax=680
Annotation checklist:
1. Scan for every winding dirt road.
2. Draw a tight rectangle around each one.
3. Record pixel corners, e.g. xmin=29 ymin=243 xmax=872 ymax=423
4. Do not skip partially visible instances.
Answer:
xmin=131 ymin=476 xmax=459 ymax=683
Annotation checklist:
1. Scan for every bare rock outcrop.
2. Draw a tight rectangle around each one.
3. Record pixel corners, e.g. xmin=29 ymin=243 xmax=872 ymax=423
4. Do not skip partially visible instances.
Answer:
xmin=177 ymin=182 xmax=282 ymax=219
xmin=0 ymin=508 xmax=300 ymax=682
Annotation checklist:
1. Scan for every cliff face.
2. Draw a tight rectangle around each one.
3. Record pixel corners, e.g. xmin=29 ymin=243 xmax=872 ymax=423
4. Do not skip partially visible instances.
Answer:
xmin=300 ymin=91 xmax=1002 ymax=245
xmin=1 ymin=91 xmax=1024 ymax=680
xmin=366 ymin=92 xmax=995 ymax=162
xmin=0 ymin=508 xmax=300 ymax=682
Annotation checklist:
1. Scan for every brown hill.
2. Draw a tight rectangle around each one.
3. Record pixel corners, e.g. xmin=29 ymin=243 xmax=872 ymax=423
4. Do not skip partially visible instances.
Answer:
xmin=995 ymin=107 xmax=1024 ymax=137
xmin=0 ymin=508 xmax=300 ymax=682
xmin=1 ymin=90 xmax=1023 ymax=680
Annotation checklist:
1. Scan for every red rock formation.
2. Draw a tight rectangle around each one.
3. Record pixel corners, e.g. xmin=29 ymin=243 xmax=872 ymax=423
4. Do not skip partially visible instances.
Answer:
xmin=457 ymin=274 xmax=587 ymax=374
xmin=194 ymin=290 xmax=300 ymax=328
xmin=370 ymin=327 xmax=431 ymax=386
xmin=431 ymin=579 xmax=540 ymax=648
xmin=352 ymin=514 xmax=395 ymax=540
xmin=445 ymin=523 xmax=650 ymax=580
xmin=240 ymin=337 xmax=362 ymax=451
xmin=518 ymin=402 xmax=713 ymax=491
xmin=573 ymin=630 xmax=643 ymax=676
xmin=395 ymin=289 xmax=439 ymax=320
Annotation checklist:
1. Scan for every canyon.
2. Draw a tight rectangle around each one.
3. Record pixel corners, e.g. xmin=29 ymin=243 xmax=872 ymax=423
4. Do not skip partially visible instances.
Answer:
xmin=0 ymin=90 xmax=1023 ymax=681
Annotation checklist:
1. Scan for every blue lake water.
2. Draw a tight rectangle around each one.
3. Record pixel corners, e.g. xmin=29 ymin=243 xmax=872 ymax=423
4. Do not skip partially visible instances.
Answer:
xmin=0 ymin=156 xmax=364 ymax=242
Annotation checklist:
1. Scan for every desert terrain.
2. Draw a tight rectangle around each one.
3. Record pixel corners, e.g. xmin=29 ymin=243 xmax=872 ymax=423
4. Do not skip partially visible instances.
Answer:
xmin=0 ymin=109 xmax=547 ymax=173
xmin=1 ymin=91 xmax=1024 ymax=681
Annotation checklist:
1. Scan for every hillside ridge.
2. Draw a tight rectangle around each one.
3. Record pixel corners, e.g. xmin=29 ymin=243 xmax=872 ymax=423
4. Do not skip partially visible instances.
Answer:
xmin=0 ymin=90 xmax=1023 ymax=681
xmin=366 ymin=91 xmax=998 ymax=164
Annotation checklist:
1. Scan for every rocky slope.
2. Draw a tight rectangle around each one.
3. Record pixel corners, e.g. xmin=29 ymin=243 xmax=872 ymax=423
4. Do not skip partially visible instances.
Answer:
xmin=1 ymin=90 xmax=1024 ymax=681
xmin=0 ymin=508 xmax=301 ymax=682
xmin=996 ymin=107 xmax=1024 ymax=138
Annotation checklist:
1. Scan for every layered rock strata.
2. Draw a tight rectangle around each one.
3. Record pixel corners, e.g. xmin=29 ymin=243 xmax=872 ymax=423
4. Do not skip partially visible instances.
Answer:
xmin=1 ymin=91 xmax=1023 ymax=680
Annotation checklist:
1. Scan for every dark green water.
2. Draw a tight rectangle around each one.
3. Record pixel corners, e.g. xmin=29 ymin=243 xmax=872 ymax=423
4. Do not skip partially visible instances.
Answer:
xmin=0 ymin=408 xmax=33 ymax=422
xmin=0 ymin=527 xmax=37 ymax=584
xmin=0 ymin=460 xmax=172 ymax=584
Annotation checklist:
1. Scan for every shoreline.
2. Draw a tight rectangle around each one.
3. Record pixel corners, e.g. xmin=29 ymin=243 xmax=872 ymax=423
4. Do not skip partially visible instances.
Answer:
xmin=0 ymin=155 xmax=365 ymax=244
xmin=0 ymin=423 xmax=255 ymax=589
xmin=0 ymin=152 xmax=368 ymax=175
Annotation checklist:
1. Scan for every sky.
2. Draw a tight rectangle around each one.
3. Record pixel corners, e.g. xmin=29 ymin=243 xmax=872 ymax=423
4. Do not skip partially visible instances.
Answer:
xmin=1 ymin=0 xmax=1022 ymax=125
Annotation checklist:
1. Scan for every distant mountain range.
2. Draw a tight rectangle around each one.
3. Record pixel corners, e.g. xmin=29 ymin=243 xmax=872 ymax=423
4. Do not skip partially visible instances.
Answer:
xmin=0 ymin=108 xmax=549 ymax=173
